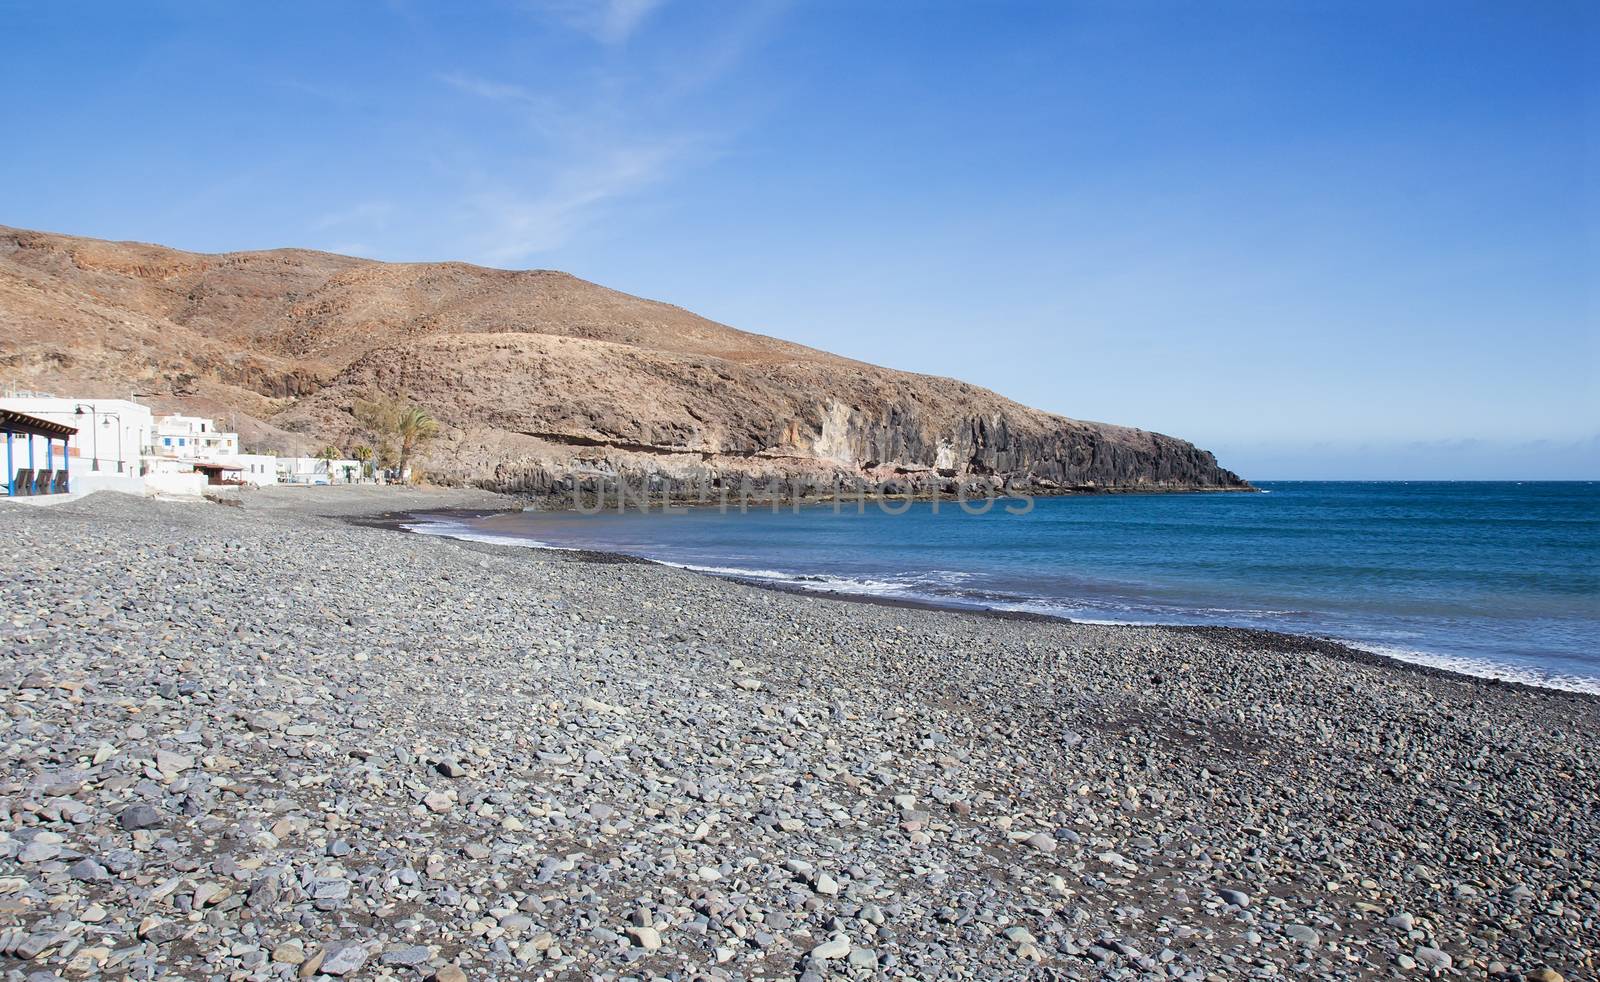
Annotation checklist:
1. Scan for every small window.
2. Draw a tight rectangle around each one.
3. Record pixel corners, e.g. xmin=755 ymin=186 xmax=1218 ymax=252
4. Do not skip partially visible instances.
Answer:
xmin=163 ymin=437 xmax=171 ymax=446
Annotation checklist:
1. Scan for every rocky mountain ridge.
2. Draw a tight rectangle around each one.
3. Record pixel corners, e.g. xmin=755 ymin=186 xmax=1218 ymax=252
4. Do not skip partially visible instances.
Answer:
xmin=0 ymin=225 xmax=1248 ymax=496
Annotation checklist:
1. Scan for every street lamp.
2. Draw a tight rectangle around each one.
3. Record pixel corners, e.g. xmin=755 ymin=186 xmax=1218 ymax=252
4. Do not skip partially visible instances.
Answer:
xmin=73 ymin=404 xmax=99 ymax=471
xmin=73 ymin=404 xmax=124 ymax=472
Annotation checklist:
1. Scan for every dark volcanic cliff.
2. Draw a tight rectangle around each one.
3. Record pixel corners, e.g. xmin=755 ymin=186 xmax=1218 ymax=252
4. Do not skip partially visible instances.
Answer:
xmin=0 ymin=225 xmax=1248 ymax=495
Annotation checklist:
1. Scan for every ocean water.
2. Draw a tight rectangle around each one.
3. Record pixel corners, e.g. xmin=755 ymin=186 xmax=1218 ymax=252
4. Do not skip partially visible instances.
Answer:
xmin=407 ymin=482 xmax=1600 ymax=693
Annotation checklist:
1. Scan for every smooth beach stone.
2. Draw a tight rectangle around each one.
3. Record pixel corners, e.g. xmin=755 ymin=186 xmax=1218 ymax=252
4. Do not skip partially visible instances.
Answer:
xmin=315 ymin=941 xmax=369 ymax=976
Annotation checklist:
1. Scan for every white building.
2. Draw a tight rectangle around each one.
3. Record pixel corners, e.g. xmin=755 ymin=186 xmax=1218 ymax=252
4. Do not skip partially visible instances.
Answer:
xmin=150 ymin=414 xmax=240 ymax=459
xmin=141 ymin=454 xmax=209 ymax=497
xmin=150 ymin=414 xmax=283 ymax=486
xmin=0 ymin=395 xmax=281 ymax=497
xmin=278 ymin=456 xmax=363 ymax=485
xmin=232 ymin=452 xmax=279 ymax=486
xmin=148 ymin=414 xmax=279 ymax=487
xmin=329 ymin=459 xmax=362 ymax=484
xmin=0 ymin=395 xmax=155 ymax=495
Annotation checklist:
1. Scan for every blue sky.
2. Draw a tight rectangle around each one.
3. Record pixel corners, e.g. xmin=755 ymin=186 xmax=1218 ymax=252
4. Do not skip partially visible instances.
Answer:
xmin=3 ymin=1 xmax=1594 ymax=479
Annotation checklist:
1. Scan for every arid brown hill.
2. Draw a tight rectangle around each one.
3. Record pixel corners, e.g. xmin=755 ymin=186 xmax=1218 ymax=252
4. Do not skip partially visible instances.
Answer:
xmin=0 ymin=225 xmax=1247 ymax=495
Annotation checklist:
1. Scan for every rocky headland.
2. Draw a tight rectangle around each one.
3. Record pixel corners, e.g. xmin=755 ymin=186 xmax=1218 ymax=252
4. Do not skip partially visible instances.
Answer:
xmin=1 ymin=489 xmax=1594 ymax=980
xmin=0 ymin=226 xmax=1247 ymax=497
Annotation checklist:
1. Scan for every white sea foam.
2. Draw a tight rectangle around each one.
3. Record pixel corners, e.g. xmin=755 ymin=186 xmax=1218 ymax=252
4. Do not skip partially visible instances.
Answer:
xmin=402 ymin=520 xmax=572 ymax=552
xmin=665 ymin=562 xmax=915 ymax=598
xmin=1347 ymin=642 xmax=1600 ymax=695
xmin=401 ymin=516 xmax=1600 ymax=696
xmin=407 ymin=522 xmax=917 ymax=596
xmin=659 ymin=562 xmax=799 ymax=580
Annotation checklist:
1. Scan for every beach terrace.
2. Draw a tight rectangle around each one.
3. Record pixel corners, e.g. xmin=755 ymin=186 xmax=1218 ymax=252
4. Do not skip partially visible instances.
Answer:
xmin=1 ymin=407 xmax=75 ymax=497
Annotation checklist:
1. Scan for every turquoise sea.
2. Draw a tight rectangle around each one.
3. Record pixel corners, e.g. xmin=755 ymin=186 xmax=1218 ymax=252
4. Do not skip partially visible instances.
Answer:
xmin=408 ymin=482 xmax=1600 ymax=693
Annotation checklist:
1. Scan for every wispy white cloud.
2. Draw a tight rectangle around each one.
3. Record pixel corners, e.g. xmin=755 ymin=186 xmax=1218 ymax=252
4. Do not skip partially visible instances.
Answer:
xmin=437 ymin=73 xmax=535 ymax=104
xmin=467 ymin=139 xmax=697 ymax=261
xmin=436 ymin=68 xmax=705 ymax=260
xmin=436 ymin=72 xmax=576 ymax=145
xmin=314 ymin=201 xmax=394 ymax=232
xmin=328 ymin=1 xmax=790 ymax=267
xmin=594 ymin=0 xmax=666 ymax=44
xmin=415 ymin=2 xmax=785 ymax=264
xmin=524 ymin=0 xmax=667 ymax=45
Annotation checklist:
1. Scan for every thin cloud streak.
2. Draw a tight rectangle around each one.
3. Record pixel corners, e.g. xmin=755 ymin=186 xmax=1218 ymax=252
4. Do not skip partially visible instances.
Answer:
xmin=314 ymin=201 xmax=394 ymax=231
xmin=435 ymin=72 xmax=578 ymax=146
xmin=468 ymin=139 xmax=698 ymax=261
xmin=435 ymin=5 xmax=777 ymax=264
xmin=439 ymin=69 xmax=707 ymax=261
xmin=523 ymin=0 xmax=668 ymax=45
xmin=595 ymin=0 xmax=665 ymax=43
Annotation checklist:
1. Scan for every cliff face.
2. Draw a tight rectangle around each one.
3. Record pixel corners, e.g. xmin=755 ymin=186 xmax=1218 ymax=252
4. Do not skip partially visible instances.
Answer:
xmin=0 ymin=225 xmax=1248 ymax=495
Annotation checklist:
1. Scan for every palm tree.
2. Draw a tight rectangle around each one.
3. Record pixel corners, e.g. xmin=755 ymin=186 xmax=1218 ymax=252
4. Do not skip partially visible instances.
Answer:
xmin=314 ymin=445 xmax=340 ymax=481
xmin=395 ymin=407 xmax=438 ymax=483
xmin=352 ymin=444 xmax=375 ymax=479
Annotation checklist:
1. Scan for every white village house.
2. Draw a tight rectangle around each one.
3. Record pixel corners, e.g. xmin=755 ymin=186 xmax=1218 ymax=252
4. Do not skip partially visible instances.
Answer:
xmin=231 ymin=453 xmax=279 ymax=486
xmin=277 ymin=456 xmax=364 ymax=485
xmin=146 ymin=413 xmax=280 ymax=487
xmin=1 ymin=391 xmax=283 ymax=498
xmin=150 ymin=414 xmax=239 ymax=459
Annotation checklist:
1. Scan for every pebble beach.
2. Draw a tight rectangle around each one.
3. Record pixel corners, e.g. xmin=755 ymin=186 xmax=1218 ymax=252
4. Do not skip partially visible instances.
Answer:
xmin=1 ymin=488 xmax=1595 ymax=981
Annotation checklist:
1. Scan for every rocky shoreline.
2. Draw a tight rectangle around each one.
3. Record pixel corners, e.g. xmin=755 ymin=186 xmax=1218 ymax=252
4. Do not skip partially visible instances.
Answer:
xmin=2 ymin=489 xmax=1596 ymax=980
xmin=477 ymin=482 xmax=1261 ymax=517
xmin=364 ymin=506 xmax=1588 ymax=705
